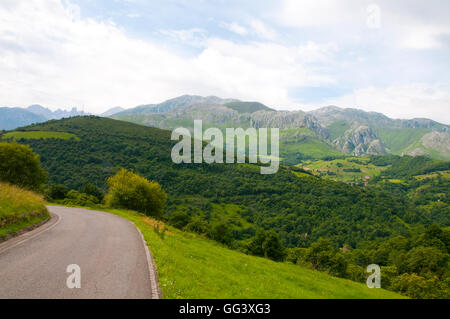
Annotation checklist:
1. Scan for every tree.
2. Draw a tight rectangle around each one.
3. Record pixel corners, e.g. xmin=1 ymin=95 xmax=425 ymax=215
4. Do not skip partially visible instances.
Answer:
xmin=209 ymin=222 xmax=233 ymax=246
xmin=262 ymin=230 xmax=286 ymax=261
xmin=105 ymin=168 xmax=167 ymax=218
xmin=307 ymin=238 xmax=336 ymax=271
xmin=168 ymin=211 xmax=191 ymax=229
xmin=0 ymin=142 xmax=47 ymax=191
xmin=48 ymin=184 xmax=69 ymax=200
xmin=81 ymin=183 xmax=104 ymax=202
xmin=247 ymin=230 xmax=286 ymax=261
xmin=184 ymin=216 xmax=209 ymax=235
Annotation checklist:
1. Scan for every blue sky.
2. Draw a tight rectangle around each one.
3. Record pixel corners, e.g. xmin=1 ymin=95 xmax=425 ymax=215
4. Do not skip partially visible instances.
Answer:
xmin=0 ymin=0 xmax=449 ymax=123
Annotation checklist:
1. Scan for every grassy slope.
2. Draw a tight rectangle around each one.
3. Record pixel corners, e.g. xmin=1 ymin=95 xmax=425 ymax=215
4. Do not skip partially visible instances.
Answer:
xmin=2 ymin=131 xmax=80 ymax=141
xmin=301 ymin=157 xmax=388 ymax=183
xmin=102 ymin=207 xmax=404 ymax=299
xmin=0 ymin=182 xmax=49 ymax=239
xmin=279 ymin=128 xmax=343 ymax=163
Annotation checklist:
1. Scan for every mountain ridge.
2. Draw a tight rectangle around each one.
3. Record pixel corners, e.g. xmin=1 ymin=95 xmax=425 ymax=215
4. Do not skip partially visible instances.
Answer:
xmin=110 ymin=95 xmax=450 ymax=161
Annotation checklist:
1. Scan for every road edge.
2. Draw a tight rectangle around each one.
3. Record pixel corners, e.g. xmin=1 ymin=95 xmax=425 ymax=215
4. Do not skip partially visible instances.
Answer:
xmin=0 ymin=211 xmax=60 ymax=255
xmin=132 ymin=221 xmax=162 ymax=299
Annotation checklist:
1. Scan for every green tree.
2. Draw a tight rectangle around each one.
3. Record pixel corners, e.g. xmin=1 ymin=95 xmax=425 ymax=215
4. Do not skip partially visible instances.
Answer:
xmin=0 ymin=142 xmax=47 ymax=191
xmin=247 ymin=230 xmax=286 ymax=261
xmin=184 ymin=216 xmax=209 ymax=235
xmin=209 ymin=222 xmax=233 ymax=246
xmin=48 ymin=184 xmax=69 ymax=200
xmin=307 ymin=238 xmax=336 ymax=271
xmin=105 ymin=168 xmax=167 ymax=218
xmin=168 ymin=211 xmax=191 ymax=229
xmin=81 ymin=183 xmax=104 ymax=202
xmin=262 ymin=230 xmax=286 ymax=261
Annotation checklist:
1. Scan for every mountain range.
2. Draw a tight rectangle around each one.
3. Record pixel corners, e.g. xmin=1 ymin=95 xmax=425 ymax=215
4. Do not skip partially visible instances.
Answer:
xmin=2 ymin=96 xmax=448 ymax=161
xmin=108 ymin=95 xmax=450 ymax=162
xmin=0 ymin=105 xmax=88 ymax=130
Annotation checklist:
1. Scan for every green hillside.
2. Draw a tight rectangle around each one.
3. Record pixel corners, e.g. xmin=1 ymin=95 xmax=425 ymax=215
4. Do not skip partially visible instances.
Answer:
xmin=104 ymin=207 xmax=404 ymax=299
xmin=376 ymin=128 xmax=429 ymax=155
xmin=9 ymin=116 xmax=431 ymax=249
xmin=2 ymin=131 xmax=80 ymax=141
xmin=224 ymin=101 xmax=274 ymax=113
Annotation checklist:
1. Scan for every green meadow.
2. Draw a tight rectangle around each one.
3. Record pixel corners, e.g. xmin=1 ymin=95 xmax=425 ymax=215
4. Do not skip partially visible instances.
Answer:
xmin=2 ymin=131 xmax=80 ymax=141
xmin=100 ymin=207 xmax=404 ymax=299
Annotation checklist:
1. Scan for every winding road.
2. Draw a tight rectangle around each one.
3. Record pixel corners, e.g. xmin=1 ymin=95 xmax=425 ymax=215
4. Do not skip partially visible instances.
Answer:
xmin=0 ymin=206 xmax=159 ymax=299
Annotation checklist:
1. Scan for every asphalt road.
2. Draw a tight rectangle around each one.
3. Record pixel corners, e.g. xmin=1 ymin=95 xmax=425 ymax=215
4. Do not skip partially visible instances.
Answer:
xmin=0 ymin=206 xmax=157 ymax=299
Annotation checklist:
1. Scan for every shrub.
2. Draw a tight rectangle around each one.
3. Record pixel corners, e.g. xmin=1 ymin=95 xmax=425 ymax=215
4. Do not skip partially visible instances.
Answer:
xmin=184 ymin=216 xmax=209 ymax=235
xmin=209 ymin=222 xmax=233 ymax=246
xmin=62 ymin=190 xmax=98 ymax=207
xmin=81 ymin=183 xmax=104 ymax=202
xmin=168 ymin=211 xmax=191 ymax=229
xmin=47 ymin=184 xmax=69 ymax=200
xmin=247 ymin=230 xmax=286 ymax=261
xmin=105 ymin=168 xmax=167 ymax=218
xmin=0 ymin=142 xmax=47 ymax=191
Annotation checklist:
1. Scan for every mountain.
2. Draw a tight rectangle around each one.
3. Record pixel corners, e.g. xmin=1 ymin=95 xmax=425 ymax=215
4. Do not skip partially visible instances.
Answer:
xmin=0 ymin=107 xmax=47 ymax=130
xmin=99 ymin=107 xmax=125 ymax=117
xmin=0 ymin=105 xmax=88 ymax=130
xmin=111 ymin=96 xmax=450 ymax=161
xmin=27 ymin=104 xmax=88 ymax=120
xmin=115 ymin=95 xmax=238 ymax=115
xmin=310 ymin=106 xmax=449 ymax=160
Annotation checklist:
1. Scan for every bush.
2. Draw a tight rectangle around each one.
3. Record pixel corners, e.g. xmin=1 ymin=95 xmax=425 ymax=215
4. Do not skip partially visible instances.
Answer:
xmin=209 ymin=222 xmax=233 ymax=246
xmin=47 ymin=184 xmax=69 ymax=200
xmin=105 ymin=168 xmax=167 ymax=218
xmin=0 ymin=142 xmax=47 ymax=191
xmin=184 ymin=216 xmax=209 ymax=235
xmin=62 ymin=190 xmax=98 ymax=207
xmin=262 ymin=230 xmax=286 ymax=261
xmin=247 ymin=230 xmax=286 ymax=261
xmin=168 ymin=211 xmax=191 ymax=229
xmin=81 ymin=183 xmax=104 ymax=202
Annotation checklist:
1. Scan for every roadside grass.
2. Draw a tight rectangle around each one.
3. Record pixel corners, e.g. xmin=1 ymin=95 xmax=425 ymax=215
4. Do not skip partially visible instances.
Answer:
xmin=0 ymin=182 xmax=49 ymax=240
xmin=79 ymin=206 xmax=405 ymax=299
xmin=2 ymin=131 xmax=80 ymax=141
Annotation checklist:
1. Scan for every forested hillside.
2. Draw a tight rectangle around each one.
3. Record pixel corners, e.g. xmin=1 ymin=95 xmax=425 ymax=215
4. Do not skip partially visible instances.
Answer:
xmin=1 ymin=116 xmax=438 ymax=248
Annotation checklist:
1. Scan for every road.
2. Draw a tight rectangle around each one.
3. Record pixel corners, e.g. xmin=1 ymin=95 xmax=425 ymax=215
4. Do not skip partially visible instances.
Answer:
xmin=0 ymin=206 xmax=158 ymax=299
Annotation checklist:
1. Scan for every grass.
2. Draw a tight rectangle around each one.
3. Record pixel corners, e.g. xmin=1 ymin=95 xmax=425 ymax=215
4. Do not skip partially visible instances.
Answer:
xmin=89 ymin=207 xmax=404 ymax=299
xmin=414 ymin=170 xmax=450 ymax=180
xmin=301 ymin=157 xmax=388 ymax=183
xmin=376 ymin=128 xmax=429 ymax=155
xmin=2 ymin=131 xmax=80 ymax=141
xmin=0 ymin=182 xmax=49 ymax=240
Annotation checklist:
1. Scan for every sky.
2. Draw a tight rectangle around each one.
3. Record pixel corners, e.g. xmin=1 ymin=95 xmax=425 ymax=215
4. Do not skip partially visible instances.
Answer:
xmin=0 ymin=0 xmax=449 ymax=124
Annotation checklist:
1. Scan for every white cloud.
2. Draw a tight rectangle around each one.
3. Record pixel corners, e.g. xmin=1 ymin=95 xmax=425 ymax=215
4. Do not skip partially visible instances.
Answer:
xmin=325 ymin=84 xmax=450 ymax=124
xmin=159 ymin=28 xmax=207 ymax=46
xmin=277 ymin=0 xmax=450 ymax=50
xmin=248 ymin=19 xmax=277 ymax=40
xmin=0 ymin=0 xmax=334 ymax=113
xmin=221 ymin=22 xmax=248 ymax=36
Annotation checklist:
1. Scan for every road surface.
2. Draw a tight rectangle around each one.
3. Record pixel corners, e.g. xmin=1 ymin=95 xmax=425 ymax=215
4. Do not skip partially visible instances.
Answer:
xmin=0 ymin=206 xmax=158 ymax=299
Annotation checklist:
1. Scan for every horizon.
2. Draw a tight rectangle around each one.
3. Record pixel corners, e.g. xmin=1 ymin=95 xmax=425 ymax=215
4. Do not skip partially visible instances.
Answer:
xmin=1 ymin=1 xmax=449 ymax=123
xmin=3 ymin=94 xmax=450 ymax=125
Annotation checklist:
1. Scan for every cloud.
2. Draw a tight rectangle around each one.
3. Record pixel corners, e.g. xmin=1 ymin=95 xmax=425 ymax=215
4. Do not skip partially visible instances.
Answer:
xmin=324 ymin=84 xmax=450 ymax=124
xmin=0 ymin=0 xmax=333 ymax=113
xmin=159 ymin=28 xmax=207 ymax=47
xmin=277 ymin=0 xmax=450 ymax=50
xmin=221 ymin=22 xmax=248 ymax=36
xmin=0 ymin=0 xmax=448 ymax=124
xmin=248 ymin=19 xmax=277 ymax=40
